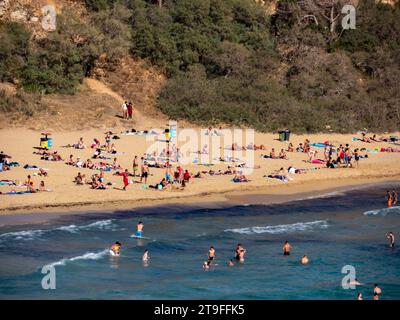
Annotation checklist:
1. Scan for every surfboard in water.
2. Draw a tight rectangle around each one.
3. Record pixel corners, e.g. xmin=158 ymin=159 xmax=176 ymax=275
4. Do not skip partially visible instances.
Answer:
xmin=109 ymin=249 xmax=120 ymax=257
xmin=130 ymin=234 xmax=150 ymax=239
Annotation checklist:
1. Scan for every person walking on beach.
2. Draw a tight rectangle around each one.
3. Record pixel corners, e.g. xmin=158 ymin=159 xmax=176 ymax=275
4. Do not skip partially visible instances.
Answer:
xmin=283 ymin=241 xmax=292 ymax=256
xmin=387 ymin=232 xmax=395 ymax=248
xmin=115 ymin=169 xmax=129 ymax=191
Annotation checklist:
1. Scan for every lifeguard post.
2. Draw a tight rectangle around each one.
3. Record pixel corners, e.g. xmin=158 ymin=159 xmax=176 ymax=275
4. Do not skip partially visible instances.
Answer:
xmin=39 ymin=132 xmax=53 ymax=149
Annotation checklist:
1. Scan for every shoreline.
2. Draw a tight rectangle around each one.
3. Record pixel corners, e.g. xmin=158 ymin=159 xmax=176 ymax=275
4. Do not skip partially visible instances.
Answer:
xmin=0 ymin=174 xmax=398 ymax=226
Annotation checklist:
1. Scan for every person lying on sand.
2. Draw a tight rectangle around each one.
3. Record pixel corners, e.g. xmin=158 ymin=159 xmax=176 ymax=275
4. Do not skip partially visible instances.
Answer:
xmin=150 ymin=178 xmax=169 ymax=190
xmin=41 ymin=151 xmax=63 ymax=161
xmin=232 ymin=173 xmax=249 ymax=183
xmin=37 ymin=168 xmax=48 ymax=177
xmin=265 ymin=168 xmax=293 ymax=182
xmin=193 ymin=171 xmax=203 ymax=178
xmin=361 ymin=133 xmax=371 ymax=143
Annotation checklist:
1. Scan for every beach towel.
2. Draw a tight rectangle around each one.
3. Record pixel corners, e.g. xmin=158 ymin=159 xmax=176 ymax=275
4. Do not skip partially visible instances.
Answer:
xmin=311 ymin=159 xmax=325 ymax=164
xmin=310 ymin=143 xmax=327 ymax=148
xmin=2 ymin=190 xmax=33 ymax=195
xmin=0 ymin=180 xmax=16 ymax=186
xmin=231 ymin=178 xmax=249 ymax=183
xmin=268 ymin=175 xmax=288 ymax=182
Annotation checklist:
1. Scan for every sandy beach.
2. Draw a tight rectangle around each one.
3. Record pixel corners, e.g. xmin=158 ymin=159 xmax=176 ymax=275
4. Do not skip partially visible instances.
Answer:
xmin=1 ymin=127 xmax=399 ymax=216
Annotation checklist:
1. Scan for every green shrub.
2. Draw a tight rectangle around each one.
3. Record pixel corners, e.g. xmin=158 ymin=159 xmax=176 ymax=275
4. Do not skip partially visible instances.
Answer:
xmin=0 ymin=22 xmax=31 ymax=82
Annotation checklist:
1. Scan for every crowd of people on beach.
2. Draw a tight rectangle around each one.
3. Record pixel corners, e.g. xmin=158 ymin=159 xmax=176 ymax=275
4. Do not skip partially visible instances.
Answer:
xmin=1 ymin=129 xmax=399 ymax=196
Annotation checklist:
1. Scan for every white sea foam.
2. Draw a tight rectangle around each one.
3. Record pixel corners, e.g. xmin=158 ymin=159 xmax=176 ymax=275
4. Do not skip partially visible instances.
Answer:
xmin=0 ymin=219 xmax=116 ymax=241
xmin=55 ymin=219 xmax=114 ymax=233
xmin=224 ymin=220 xmax=329 ymax=235
xmin=363 ymin=206 xmax=400 ymax=216
xmin=0 ymin=229 xmax=46 ymax=241
xmin=47 ymin=249 xmax=109 ymax=268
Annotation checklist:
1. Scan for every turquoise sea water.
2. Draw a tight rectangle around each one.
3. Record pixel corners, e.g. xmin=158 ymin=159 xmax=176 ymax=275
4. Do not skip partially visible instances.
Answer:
xmin=0 ymin=186 xmax=399 ymax=300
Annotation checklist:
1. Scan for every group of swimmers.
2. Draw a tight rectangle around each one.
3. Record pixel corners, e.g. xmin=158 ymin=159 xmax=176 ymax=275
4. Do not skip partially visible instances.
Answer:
xmin=106 ymin=218 xmax=395 ymax=300
xmin=109 ymin=222 xmax=148 ymax=261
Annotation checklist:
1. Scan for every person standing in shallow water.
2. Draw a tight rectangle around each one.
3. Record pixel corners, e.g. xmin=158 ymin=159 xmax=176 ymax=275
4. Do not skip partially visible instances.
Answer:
xmin=387 ymin=232 xmax=395 ymax=248
xmin=387 ymin=190 xmax=394 ymax=208
xmin=283 ymin=241 xmax=292 ymax=256
xmin=207 ymin=246 xmax=215 ymax=265
xmin=373 ymin=284 xmax=382 ymax=300
xmin=392 ymin=189 xmax=398 ymax=206
xmin=235 ymin=244 xmax=246 ymax=262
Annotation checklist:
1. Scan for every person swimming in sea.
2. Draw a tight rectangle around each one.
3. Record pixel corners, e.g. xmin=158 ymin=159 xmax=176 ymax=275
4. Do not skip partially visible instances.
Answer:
xmin=207 ymin=246 xmax=215 ymax=265
xmin=373 ymin=284 xmax=382 ymax=300
xmin=110 ymin=241 xmax=121 ymax=256
xmin=283 ymin=241 xmax=292 ymax=256
xmin=349 ymin=278 xmax=363 ymax=286
xmin=135 ymin=221 xmax=144 ymax=237
xmin=228 ymin=259 xmax=235 ymax=267
xmin=357 ymin=293 xmax=363 ymax=300
xmin=301 ymin=255 xmax=309 ymax=265
xmin=387 ymin=232 xmax=395 ymax=248
xmin=142 ymin=249 xmax=149 ymax=262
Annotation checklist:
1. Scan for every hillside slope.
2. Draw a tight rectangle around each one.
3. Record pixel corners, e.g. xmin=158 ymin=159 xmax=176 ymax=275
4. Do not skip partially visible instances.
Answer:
xmin=1 ymin=0 xmax=400 ymax=133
